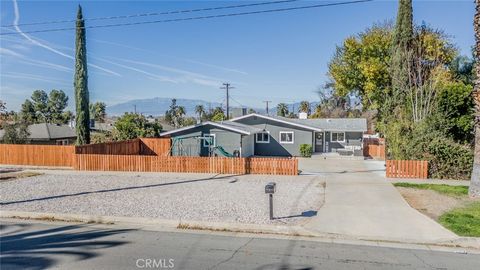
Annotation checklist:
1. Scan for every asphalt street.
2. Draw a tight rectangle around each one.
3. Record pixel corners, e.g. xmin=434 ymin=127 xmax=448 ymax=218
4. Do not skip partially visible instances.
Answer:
xmin=1 ymin=220 xmax=479 ymax=270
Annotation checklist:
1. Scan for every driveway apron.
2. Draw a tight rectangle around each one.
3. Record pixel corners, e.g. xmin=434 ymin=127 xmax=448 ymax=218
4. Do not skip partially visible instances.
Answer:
xmin=299 ymin=158 xmax=457 ymax=242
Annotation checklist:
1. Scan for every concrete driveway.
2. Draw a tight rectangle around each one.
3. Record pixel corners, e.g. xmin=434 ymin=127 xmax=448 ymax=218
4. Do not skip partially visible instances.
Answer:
xmin=299 ymin=158 xmax=458 ymax=243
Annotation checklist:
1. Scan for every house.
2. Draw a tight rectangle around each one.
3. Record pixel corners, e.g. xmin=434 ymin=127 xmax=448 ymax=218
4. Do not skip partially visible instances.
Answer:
xmin=160 ymin=113 xmax=367 ymax=157
xmin=0 ymin=123 xmax=77 ymax=145
xmin=160 ymin=121 xmax=262 ymax=157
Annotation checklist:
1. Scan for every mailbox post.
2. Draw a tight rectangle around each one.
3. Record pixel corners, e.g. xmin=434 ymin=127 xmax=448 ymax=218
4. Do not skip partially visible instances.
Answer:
xmin=265 ymin=182 xmax=276 ymax=220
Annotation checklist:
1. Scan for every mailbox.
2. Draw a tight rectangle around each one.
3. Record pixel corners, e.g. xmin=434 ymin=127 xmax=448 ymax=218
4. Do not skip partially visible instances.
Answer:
xmin=265 ymin=182 xmax=276 ymax=194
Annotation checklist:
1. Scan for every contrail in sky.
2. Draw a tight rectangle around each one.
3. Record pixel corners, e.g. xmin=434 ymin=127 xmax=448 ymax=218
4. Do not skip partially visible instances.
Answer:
xmin=11 ymin=0 xmax=121 ymax=77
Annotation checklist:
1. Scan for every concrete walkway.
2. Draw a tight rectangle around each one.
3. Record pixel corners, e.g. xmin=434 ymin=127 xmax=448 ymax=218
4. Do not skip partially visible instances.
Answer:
xmin=299 ymin=158 xmax=458 ymax=243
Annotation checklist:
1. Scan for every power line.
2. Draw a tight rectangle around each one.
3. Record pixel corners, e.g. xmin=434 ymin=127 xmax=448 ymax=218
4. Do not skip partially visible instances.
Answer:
xmin=2 ymin=0 xmax=300 ymax=27
xmin=0 ymin=0 xmax=374 ymax=36
xmin=229 ymin=96 xmax=246 ymax=108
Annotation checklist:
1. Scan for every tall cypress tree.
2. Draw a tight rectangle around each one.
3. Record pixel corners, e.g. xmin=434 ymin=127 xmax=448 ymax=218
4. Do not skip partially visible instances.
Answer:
xmin=390 ymin=0 xmax=413 ymax=106
xmin=74 ymin=5 xmax=90 ymax=145
xmin=382 ymin=0 xmax=414 ymax=159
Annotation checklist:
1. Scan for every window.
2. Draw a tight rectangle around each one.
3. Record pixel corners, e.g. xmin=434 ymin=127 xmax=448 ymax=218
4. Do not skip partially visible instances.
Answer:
xmin=331 ymin=132 xmax=345 ymax=142
xmin=256 ymin=132 xmax=270 ymax=143
xmin=279 ymin=131 xmax=294 ymax=144
xmin=203 ymin=134 xmax=216 ymax=147
xmin=56 ymin=139 xmax=69 ymax=145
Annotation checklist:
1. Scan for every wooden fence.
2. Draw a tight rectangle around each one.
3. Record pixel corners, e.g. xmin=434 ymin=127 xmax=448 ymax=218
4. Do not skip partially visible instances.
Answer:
xmin=74 ymin=155 xmax=298 ymax=175
xmin=246 ymin=157 xmax=298 ymax=175
xmin=75 ymin=139 xmax=141 ymax=155
xmin=363 ymin=138 xmax=386 ymax=159
xmin=1 ymin=139 xmax=297 ymax=175
xmin=75 ymin=138 xmax=171 ymax=156
xmin=0 ymin=144 xmax=74 ymax=167
xmin=386 ymin=160 xmax=428 ymax=179
xmin=140 ymin=138 xmax=171 ymax=156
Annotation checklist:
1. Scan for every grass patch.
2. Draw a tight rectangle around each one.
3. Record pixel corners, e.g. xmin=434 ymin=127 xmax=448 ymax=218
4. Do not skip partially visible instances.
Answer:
xmin=439 ymin=202 xmax=480 ymax=237
xmin=393 ymin=183 xmax=468 ymax=197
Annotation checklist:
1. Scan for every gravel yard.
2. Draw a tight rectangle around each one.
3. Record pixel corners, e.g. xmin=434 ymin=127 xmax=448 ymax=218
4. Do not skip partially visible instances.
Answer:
xmin=0 ymin=170 xmax=324 ymax=225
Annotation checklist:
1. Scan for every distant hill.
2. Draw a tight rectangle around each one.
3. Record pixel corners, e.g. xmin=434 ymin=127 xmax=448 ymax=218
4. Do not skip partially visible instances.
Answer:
xmin=107 ymin=97 xmax=264 ymax=116
xmin=106 ymin=97 xmax=222 ymax=116
xmin=270 ymin=101 xmax=320 ymax=115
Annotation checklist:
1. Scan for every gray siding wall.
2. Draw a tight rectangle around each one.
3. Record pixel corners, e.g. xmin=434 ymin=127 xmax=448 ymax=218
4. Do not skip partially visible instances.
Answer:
xmin=170 ymin=125 xmax=241 ymax=157
xmin=234 ymin=117 xmax=313 ymax=157
xmin=325 ymin=131 xmax=363 ymax=156
xmin=241 ymin=135 xmax=254 ymax=157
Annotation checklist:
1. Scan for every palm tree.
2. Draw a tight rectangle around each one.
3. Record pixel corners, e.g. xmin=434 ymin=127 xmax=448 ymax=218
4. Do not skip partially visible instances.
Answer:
xmin=276 ymin=103 xmax=289 ymax=117
xmin=195 ymin=105 xmax=205 ymax=121
xmin=299 ymin=101 xmax=310 ymax=115
xmin=469 ymin=1 xmax=480 ymax=198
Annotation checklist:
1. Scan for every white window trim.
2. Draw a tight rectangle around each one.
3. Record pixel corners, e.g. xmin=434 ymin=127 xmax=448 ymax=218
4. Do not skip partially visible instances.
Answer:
xmin=56 ymin=139 xmax=69 ymax=145
xmin=279 ymin=131 xmax=294 ymax=144
xmin=330 ymin=132 xmax=346 ymax=143
xmin=203 ymin=134 xmax=216 ymax=147
xmin=255 ymin=131 xmax=270 ymax=144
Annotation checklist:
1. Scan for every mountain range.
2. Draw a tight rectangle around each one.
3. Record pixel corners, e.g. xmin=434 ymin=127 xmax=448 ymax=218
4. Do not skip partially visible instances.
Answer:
xmin=106 ymin=97 xmax=323 ymax=116
xmin=106 ymin=97 xmax=257 ymax=116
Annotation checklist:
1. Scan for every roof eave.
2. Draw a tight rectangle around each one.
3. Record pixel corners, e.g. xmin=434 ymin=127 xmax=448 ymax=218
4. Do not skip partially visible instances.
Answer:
xmin=229 ymin=113 xmax=322 ymax=132
xmin=159 ymin=121 xmax=251 ymax=137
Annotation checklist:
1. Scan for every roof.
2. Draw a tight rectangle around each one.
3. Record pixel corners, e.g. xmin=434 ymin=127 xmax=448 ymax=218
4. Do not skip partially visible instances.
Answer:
xmin=29 ymin=123 xmax=77 ymax=139
xmin=91 ymin=122 xmax=114 ymax=132
xmin=229 ymin=113 xmax=367 ymax=132
xmin=282 ymin=118 xmax=367 ymax=132
xmin=159 ymin=121 xmax=264 ymax=136
xmin=0 ymin=123 xmax=77 ymax=140
xmin=229 ymin=113 xmax=323 ymax=131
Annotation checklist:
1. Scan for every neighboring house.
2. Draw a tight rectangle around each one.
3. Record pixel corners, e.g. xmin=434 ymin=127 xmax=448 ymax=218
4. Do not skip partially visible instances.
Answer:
xmin=90 ymin=121 xmax=114 ymax=133
xmin=0 ymin=123 xmax=77 ymax=145
xmin=160 ymin=113 xmax=367 ymax=157
xmin=229 ymin=107 xmax=247 ymax=119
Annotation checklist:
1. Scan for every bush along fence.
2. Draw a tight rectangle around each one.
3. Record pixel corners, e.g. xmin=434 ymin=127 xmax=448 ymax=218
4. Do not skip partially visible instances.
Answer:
xmin=0 ymin=139 xmax=298 ymax=175
xmin=386 ymin=160 xmax=428 ymax=179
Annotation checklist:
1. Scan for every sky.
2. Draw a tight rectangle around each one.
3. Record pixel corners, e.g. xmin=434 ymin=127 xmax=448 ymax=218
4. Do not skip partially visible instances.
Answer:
xmin=0 ymin=0 xmax=475 ymax=112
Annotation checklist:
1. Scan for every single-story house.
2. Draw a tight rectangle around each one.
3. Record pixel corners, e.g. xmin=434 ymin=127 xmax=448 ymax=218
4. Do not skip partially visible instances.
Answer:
xmin=160 ymin=113 xmax=367 ymax=157
xmin=0 ymin=123 xmax=77 ymax=145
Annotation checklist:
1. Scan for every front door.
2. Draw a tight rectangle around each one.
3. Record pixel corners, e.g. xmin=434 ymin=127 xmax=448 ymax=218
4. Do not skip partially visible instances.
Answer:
xmin=314 ymin=132 xmax=324 ymax=152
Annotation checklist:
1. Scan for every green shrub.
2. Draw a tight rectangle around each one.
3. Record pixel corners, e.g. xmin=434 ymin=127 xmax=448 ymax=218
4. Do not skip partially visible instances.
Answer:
xmin=426 ymin=136 xmax=473 ymax=180
xmin=299 ymin=144 xmax=313 ymax=158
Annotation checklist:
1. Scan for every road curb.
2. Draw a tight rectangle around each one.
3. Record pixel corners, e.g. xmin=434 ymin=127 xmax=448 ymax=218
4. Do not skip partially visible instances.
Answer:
xmin=0 ymin=210 xmax=314 ymax=236
xmin=2 ymin=210 xmax=480 ymax=254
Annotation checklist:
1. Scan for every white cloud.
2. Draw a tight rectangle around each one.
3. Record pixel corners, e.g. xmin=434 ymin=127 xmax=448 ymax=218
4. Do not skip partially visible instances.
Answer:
xmin=2 ymin=71 xmax=71 ymax=85
xmin=0 ymin=43 xmax=73 ymax=72
xmin=91 ymin=38 xmax=247 ymax=75
xmin=0 ymin=47 xmax=23 ymax=57
xmin=118 ymin=59 xmax=224 ymax=87
xmin=98 ymin=58 xmax=178 ymax=83
xmin=11 ymin=0 xmax=121 ymax=77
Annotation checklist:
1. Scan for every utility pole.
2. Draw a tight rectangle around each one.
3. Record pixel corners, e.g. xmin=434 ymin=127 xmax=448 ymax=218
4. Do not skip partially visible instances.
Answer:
xmin=134 ymin=104 xmax=137 ymax=114
xmin=263 ymin=101 xmax=272 ymax=115
xmin=220 ymin=83 xmax=234 ymax=119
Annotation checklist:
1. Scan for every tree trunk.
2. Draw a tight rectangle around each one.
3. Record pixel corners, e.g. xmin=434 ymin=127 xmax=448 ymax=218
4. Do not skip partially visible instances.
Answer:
xmin=469 ymin=0 xmax=480 ymax=198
